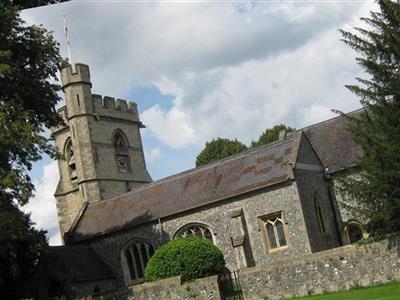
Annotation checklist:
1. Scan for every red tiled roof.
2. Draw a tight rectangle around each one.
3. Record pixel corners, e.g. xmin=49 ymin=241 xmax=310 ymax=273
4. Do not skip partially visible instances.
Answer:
xmin=70 ymin=134 xmax=300 ymax=242
xmin=69 ymin=110 xmax=364 ymax=243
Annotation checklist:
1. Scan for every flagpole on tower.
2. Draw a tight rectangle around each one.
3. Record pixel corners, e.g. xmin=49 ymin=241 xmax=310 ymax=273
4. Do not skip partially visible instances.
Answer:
xmin=63 ymin=14 xmax=73 ymax=66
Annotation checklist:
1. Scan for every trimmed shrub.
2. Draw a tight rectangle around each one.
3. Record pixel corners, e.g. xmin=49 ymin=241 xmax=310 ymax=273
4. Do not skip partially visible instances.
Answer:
xmin=144 ymin=237 xmax=225 ymax=282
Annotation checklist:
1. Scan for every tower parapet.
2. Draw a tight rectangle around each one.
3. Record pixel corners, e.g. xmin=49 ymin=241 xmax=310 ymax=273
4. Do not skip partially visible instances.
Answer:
xmin=91 ymin=95 xmax=140 ymax=123
xmin=61 ymin=63 xmax=91 ymax=90
xmin=52 ymin=63 xmax=152 ymax=242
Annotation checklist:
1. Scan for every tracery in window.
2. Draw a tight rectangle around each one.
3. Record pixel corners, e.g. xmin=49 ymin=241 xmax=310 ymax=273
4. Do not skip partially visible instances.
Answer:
xmin=65 ymin=139 xmax=77 ymax=180
xmin=174 ymin=223 xmax=214 ymax=243
xmin=122 ymin=239 xmax=154 ymax=284
xmin=260 ymin=212 xmax=288 ymax=251
xmin=113 ymin=130 xmax=129 ymax=173
xmin=315 ymin=194 xmax=326 ymax=233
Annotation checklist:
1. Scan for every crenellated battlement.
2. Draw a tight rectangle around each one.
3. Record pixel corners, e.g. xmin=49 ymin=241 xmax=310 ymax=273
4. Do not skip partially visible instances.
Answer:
xmin=51 ymin=106 xmax=69 ymax=133
xmin=61 ymin=63 xmax=91 ymax=90
xmin=91 ymin=94 xmax=139 ymax=122
xmin=92 ymin=94 xmax=137 ymax=112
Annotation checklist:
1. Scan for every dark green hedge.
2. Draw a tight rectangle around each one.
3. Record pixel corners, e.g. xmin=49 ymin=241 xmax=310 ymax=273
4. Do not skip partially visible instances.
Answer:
xmin=144 ymin=237 xmax=225 ymax=282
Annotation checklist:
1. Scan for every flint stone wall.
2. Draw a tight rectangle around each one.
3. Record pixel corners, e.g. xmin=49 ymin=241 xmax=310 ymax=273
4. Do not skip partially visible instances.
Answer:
xmin=128 ymin=275 xmax=220 ymax=300
xmin=79 ymin=275 xmax=221 ymax=300
xmin=239 ymin=238 xmax=400 ymax=299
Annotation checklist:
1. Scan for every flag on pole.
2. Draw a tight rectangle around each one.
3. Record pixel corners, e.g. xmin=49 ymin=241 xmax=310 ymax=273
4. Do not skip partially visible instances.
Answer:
xmin=63 ymin=14 xmax=73 ymax=65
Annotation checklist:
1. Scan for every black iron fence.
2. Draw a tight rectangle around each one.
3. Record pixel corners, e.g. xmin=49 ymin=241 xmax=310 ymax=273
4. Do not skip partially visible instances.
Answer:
xmin=219 ymin=270 xmax=243 ymax=300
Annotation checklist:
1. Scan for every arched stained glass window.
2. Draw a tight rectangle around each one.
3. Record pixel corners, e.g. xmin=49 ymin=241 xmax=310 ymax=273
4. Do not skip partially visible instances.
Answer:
xmin=122 ymin=239 xmax=154 ymax=284
xmin=174 ymin=223 xmax=214 ymax=243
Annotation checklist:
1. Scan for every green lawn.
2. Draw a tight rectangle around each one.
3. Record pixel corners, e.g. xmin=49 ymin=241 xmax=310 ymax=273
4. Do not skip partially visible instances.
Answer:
xmin=294 ymin=282 xmax=400 ymax=300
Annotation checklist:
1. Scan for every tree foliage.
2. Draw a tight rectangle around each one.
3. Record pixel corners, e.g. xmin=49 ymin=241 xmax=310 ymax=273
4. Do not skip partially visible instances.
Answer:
xmin=0 ymin=201 xmax=48 ymax=299
xmin=0 ymin=1 xmax=65 ymax=298
xmin=251 ymin=124 xmax=294 ymax=148
xmin=195 ymin=138 xmax=247 ymax=167
xmin=338 ymin=0 xmax=400 ymax=235
xmin=144 ymin=237 xmax=225 ymax=282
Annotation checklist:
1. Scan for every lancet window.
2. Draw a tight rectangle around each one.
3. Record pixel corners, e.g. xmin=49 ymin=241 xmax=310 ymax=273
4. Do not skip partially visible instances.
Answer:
xmin=315 ymin=194 xmax=326 ymax=233
xmin=175 ymin=223 xmax=214 ymax=243
xmin=65 ymin=139 xmax=77 ymax=180
xmin=122 ymin=239 xmax=155 ymax=284
xmin=113 ymin=130 xmax=129 ymax=173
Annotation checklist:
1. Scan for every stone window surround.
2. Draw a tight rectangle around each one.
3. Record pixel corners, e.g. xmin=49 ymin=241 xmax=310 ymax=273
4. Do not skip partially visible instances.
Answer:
xmin=173 ymin=222 xmax=215 ymax=244
xmin=112 ymin=129 xmax=130 ymax=173
xmin=64 ymin=137 xmax=77 ymax=181
xmin=259 ymin=211 xmax=289 ymax=253
xmin=120 ymin=238 xmax=155 ymax=285
xmin=344 ymin=220 xmax=368 ymax=244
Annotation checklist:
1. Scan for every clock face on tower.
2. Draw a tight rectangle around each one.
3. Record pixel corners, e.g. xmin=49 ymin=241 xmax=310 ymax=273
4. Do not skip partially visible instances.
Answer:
xmin=116 ymin=156 xmax=128 ymax=172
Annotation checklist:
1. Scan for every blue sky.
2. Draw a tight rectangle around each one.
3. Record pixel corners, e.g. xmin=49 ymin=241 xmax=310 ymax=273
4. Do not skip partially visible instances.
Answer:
xmin=22 ymin=0 xmax=376 ymax=245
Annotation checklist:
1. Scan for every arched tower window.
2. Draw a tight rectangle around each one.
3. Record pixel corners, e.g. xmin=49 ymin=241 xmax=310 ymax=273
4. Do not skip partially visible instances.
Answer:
xmin=121 ymin=239 xmax=155 ymax=284
xmin=65 ymin=139 xmax=77 ymax=180
xmin=113 ymin=130 xmax=129 ymax=173
xmin=315 ymin=194 xmax=326 ymax=233
xmin=174 ymin=223 xmax=214 ymax=243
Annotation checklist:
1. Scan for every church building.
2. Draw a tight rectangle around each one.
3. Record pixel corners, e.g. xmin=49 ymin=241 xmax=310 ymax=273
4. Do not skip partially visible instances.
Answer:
xmin=35 ymin=63 xmax=365 ymax=299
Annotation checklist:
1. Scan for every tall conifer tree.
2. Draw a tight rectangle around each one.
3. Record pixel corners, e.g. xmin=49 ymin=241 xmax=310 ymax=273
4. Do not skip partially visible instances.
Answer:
xmin=339 ymin=0 xmax=400 ymax=235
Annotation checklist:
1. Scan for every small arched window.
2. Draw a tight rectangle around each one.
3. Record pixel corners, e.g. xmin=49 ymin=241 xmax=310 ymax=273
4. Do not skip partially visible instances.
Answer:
xmin=113 ymin=130 xmax=129 ymax=173
xmin=345 ymin=221 xmax=364 ymax=244
xmin=315 ymin=194 xmax=326 ymax=233
xmin=65 ymin=139 xmax=77 ymax=180
xmin=121 ymin=239 xmax=155 ymax=284
xmin=174 ymin=223 xmax=214 ymax=243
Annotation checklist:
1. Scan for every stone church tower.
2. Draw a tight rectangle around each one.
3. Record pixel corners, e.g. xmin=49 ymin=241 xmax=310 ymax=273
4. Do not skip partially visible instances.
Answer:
xmin=52 ymin=63 xmax=152 ymax=240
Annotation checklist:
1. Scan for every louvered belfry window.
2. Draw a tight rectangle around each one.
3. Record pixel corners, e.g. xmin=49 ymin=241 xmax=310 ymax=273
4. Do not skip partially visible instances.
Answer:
xmin=65 ymin=139 xmax=77 ymax=180
xmin=113 ymin=130 xmax=129 ymax=173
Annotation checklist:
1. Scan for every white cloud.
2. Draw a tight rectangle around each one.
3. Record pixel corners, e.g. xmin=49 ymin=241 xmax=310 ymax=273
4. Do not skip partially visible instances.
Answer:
xmin=144 ymin=147 xmax=162 ymax=164
xmin=23 ymin=161 xmax=62 ymax=246
xmin=141 ymin=105 xmax=196 ymax=149
xmin=23 ymin=2 xmax=378 ymax=151
xmin=21 ymin=2 xmax=379 ymax=148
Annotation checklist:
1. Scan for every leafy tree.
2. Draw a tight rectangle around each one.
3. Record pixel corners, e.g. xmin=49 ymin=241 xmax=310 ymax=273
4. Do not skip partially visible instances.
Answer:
xmin=144 ymin=237 xmax=225 ymax=282
xmin=338 ymin=0 xmax=400 ymax=235
xmin=195 ymin=138 xmax=247 ymax=167
xmin=251 ymin=124 xmax=294 ymax=148
xmin=0 ymin=1 xmax=65 ymax=298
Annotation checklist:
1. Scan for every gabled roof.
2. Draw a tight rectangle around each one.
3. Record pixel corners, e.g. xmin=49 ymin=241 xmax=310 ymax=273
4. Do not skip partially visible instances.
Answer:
xmin=68 ymin=110 xmax=365 ymax=243
xmin=69 ymin=133 xmax=302 ymax=242
xmin=303 ymin=109 xmax=363 ymax=174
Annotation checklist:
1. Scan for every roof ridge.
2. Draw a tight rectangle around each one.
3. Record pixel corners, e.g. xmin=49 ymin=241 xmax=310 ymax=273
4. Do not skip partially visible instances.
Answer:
xmin=87 ymin=136 xmax=296 ymax=209
xmin=300 ymin=106 xmax=364 ymax=131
